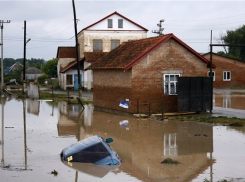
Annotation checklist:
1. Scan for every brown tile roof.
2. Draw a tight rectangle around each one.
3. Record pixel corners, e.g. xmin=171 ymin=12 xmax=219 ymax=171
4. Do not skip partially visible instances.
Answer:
xmin=60 ymin=52 xmax=107 ymax=73
xmin=84 ymin=52 xmax=108 ymax=63
xmin=57 ymin=47 xmax=76 ymax=58
xmin=87 ymin=34 xmax=215 ymax=70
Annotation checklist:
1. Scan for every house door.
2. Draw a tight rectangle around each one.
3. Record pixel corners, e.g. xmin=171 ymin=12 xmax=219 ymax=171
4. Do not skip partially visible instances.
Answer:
xmin=74 ymin=74 xmax=82 ymax=91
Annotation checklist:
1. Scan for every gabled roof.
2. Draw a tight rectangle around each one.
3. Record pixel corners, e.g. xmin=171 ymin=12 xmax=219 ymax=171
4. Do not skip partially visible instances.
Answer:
xmin=203 ymin=52 xmax=245 ymax=63
xmin=25 ymin=67 xmax=44 ymax=74
xmin=57 ymin=46 xmax=76 ymax=58
xmin=60 ymin=52 xmax=107 ymax=73
xmin=9 ymin=62 xmax=23 ymax=71
xmin=79 ymin=11 xmax=148 ymax=33
xmin=87 ymin=34 xmax=215 ymax=71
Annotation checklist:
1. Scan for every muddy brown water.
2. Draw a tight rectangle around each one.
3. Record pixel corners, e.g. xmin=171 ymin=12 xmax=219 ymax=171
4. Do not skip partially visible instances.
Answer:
xmin=0 ymin=98 xmax=245 ymax=182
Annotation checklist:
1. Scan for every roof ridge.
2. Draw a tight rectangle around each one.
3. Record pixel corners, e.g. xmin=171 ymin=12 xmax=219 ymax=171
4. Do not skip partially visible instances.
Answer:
xmin=79 ymin=11 xmax=148 ymax=34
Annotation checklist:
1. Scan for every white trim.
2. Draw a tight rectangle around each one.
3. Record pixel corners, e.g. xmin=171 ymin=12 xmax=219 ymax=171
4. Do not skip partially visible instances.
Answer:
xmin=66 ymin=74 xmax=74 ymax=86
xmin=223 ymin=71 xmax=231 ymax=81
xmin=163 ymin=74 xmax=180 ymax=95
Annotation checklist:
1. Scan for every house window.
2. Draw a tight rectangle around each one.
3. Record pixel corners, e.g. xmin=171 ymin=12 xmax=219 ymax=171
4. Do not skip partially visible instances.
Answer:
xmin=108 ymin=19 xmax=113 ymax=28
xmin=164 ymin=74 xmax=180 ymax=95
xmin=223 ymin=71 xmax=231 ymax=81
xmin=118 ymin=19 xmax=123 ymax=28
xmin=66 ymin=75 xmax=73 ymax=85
xmin=93 ymin=40 xmax=102 ymax=52
xmin=111 ymin=40 xmax=120 ymax=50
xmin=208 ymin=71 xmax=215 ymax=81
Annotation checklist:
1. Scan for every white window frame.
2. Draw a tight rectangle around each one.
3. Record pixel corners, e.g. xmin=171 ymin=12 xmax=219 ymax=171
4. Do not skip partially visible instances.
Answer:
xmin=207 ymin=71 xmax=215 ymax=81
xmin=118 ymin=19 xmax=123 ymax=28
xmin=164 ymin=74 xmax=180 ymax=95
xmin=223 ymin=71 xmax=231 ymax=81
xmin=111 ymin=40 xmax=120 ymax=50
xmin=108 ymin=19 xmax=113 ymax=28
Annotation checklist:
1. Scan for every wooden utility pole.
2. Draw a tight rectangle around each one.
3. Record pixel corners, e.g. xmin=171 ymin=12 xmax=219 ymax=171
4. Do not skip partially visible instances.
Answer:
xmin=0 ymin=20 xmax=10 ymax=90
xmin=72 ymin=0 xmax=82 ymax=99
xmin=23 ymin=21 xmax=26 ymax=93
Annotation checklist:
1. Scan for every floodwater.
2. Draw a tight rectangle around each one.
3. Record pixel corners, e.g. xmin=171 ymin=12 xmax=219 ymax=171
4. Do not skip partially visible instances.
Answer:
xmin=213 ymin=92 xmax=245 ymax=119
xmin=0 ymin=97 xmax=245 ymax=182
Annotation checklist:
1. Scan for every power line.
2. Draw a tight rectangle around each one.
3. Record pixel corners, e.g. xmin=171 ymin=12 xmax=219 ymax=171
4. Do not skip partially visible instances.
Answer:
xmin=167 ymin=13 xmax=245 ymax=22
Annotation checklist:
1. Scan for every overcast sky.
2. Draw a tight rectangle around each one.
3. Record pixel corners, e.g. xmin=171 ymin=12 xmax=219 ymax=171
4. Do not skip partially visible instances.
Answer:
xmin=1 ymin=0 xmax=245 ymax=61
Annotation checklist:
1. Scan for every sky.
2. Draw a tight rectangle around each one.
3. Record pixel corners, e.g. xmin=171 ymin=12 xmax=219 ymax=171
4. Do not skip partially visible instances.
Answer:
xmin=1 ymin=0 xmax=245 ymax=61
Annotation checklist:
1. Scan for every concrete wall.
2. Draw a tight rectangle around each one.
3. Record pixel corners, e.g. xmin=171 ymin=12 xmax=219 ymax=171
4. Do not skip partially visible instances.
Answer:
xmin=57 ymin=58 xmax=75 ymax=86
xmin=93 ymin=39 xmax=210 ymax=113
xmin=27 ymin=82 xmax=39 ymax=99
xmin=59 ymin=69 xmax=84 ymax=90
xmin=79 ymin=31 xmax=147 ymax=56
xmin=204 ymin=54 xmax=245 ymax=88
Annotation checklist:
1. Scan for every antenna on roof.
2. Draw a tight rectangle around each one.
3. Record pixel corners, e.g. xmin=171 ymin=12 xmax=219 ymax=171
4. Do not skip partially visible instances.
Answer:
xmin=152 ymin=19 xmax=164 ymax=36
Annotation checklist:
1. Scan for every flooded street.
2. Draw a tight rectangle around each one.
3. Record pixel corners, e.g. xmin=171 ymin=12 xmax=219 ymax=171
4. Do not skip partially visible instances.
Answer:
xmin=1 ymin=97 xmax=245 ymax=182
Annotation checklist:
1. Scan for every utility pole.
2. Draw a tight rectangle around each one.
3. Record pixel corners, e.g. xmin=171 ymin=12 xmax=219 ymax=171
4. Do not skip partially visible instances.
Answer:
xmin=0 ymin=20 xmax=10 ymax=90
xmin=23 ymin=21 xmax=31 ymax=93
xmin=152 ymin=19 xmax=164 ymax=36
xmin=72 ymin=0 xmax=82 ymax=99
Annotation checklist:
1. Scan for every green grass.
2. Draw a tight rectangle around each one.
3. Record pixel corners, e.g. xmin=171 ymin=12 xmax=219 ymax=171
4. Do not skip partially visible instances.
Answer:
xmin=161 ymin=158 xmax=180 ymax=165
xmin=171 ymin=115 xmax=245 ymax=127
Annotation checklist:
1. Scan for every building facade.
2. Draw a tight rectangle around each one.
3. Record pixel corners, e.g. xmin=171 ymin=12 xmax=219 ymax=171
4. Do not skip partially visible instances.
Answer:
xmin=88 ymin=34 xmax=213 ymax=113
xmin=58 ymin=12 xmax=148 ymax=91
xmin=203 ymin=53 xmax=245 ymax=88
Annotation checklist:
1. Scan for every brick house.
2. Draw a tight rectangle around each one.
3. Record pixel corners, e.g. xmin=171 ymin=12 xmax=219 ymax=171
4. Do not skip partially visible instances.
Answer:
xmin=87 ymin=34 xmax=213 ymax=114
xmin=203 ymin=52 xmax=245 ymax=88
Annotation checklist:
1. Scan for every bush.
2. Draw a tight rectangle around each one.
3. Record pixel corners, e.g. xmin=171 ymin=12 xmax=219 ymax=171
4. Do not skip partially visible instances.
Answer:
xmin=37 ymin=74 xmax=49 ymax=84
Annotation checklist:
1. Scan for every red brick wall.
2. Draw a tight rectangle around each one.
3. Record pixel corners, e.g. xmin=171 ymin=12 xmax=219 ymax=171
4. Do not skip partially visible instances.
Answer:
xmin=131 ymin=39 xmax=209 ymax=113
xmin=204 ymin=54 xmax=245 ymax=88
xmin=93 ymin=69 xmax=134 ymax=112
xmin=93 ymin=39 xmax=210 ymax=113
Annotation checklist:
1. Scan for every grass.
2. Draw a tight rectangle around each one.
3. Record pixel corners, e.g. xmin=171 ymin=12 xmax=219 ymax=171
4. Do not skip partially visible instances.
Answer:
xmin=39 ymin=92 xmax=93 ymax=104
xmin=161 ymin=158 xmax=180 ymax=165
xmin=171 ymin=115 xmax=245 ymax=127
xmin=203 ymin=179 xmax=231 ymax=182
xmin=1 ymin=90 xmax=93 ymax=104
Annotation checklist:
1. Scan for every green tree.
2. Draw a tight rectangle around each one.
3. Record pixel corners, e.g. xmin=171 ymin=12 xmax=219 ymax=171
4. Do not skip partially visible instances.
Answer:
xmin=219 ymin=25 xmax=245 ymax=61
xmin=42 ymin=58 xmax=58 ymax=77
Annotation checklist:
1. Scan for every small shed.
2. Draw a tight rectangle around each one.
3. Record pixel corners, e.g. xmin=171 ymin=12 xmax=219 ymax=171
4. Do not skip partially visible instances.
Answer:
xmin=22 ymin=67 xmax=44 ymax=81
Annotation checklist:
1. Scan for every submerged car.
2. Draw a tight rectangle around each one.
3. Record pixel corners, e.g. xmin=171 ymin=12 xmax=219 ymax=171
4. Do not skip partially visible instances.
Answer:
xmin=60 ymin=135 xmax=121 ymax=165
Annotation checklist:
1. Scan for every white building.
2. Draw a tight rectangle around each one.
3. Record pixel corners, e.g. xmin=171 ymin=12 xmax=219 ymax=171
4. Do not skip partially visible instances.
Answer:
xmin=58 ymin=11 xmax=148 ymax=90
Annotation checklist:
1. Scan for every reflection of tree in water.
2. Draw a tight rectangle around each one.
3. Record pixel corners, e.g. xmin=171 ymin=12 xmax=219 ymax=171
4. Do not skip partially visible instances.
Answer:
xmin=227 ymin=126 xmax=245 ymax=135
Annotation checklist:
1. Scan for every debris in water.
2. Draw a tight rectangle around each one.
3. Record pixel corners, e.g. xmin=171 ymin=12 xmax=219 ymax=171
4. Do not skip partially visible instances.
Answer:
xmin=194 ymin=134 xmax=208 ymax=137
xmin=161 ymin=158 xmax=180 ymax=165
xmin=51 ymin=169 xmax=58 ymax=176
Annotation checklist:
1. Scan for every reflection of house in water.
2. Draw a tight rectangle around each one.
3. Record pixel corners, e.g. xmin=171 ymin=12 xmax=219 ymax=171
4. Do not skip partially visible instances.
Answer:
xmin=57 ymin=102 xmax=93 ymax=139
xmin=76 ymin=110 xmax=214 ymax=182
xmin=214 ymin=93 xmax=245 ymax=110
xmin=27 ymin=99 xmax=40 ymax=116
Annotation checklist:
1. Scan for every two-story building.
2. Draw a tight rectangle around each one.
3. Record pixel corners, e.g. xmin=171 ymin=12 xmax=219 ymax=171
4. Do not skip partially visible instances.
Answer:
xmin=58 ymin=11 xmax=148 ymax=90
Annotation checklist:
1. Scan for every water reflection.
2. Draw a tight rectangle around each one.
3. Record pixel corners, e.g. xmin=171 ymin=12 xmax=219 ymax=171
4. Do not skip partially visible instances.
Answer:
xmin=214 ymin=93 xmax=245 ymax=110
xmin=27 ymin=99 xmax=40 ymax=116
xmin=57 ymin=105 xmax=214 ymax=182
xmin=2 ymin=98 xmax=244 ymax=182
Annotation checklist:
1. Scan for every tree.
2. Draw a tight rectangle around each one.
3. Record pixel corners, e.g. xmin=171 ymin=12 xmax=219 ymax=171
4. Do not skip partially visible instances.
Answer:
xmin=219 ymin=25 xmax=245 ymax=61
xmin=42 ymin=58 xmax=58 ymax=77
